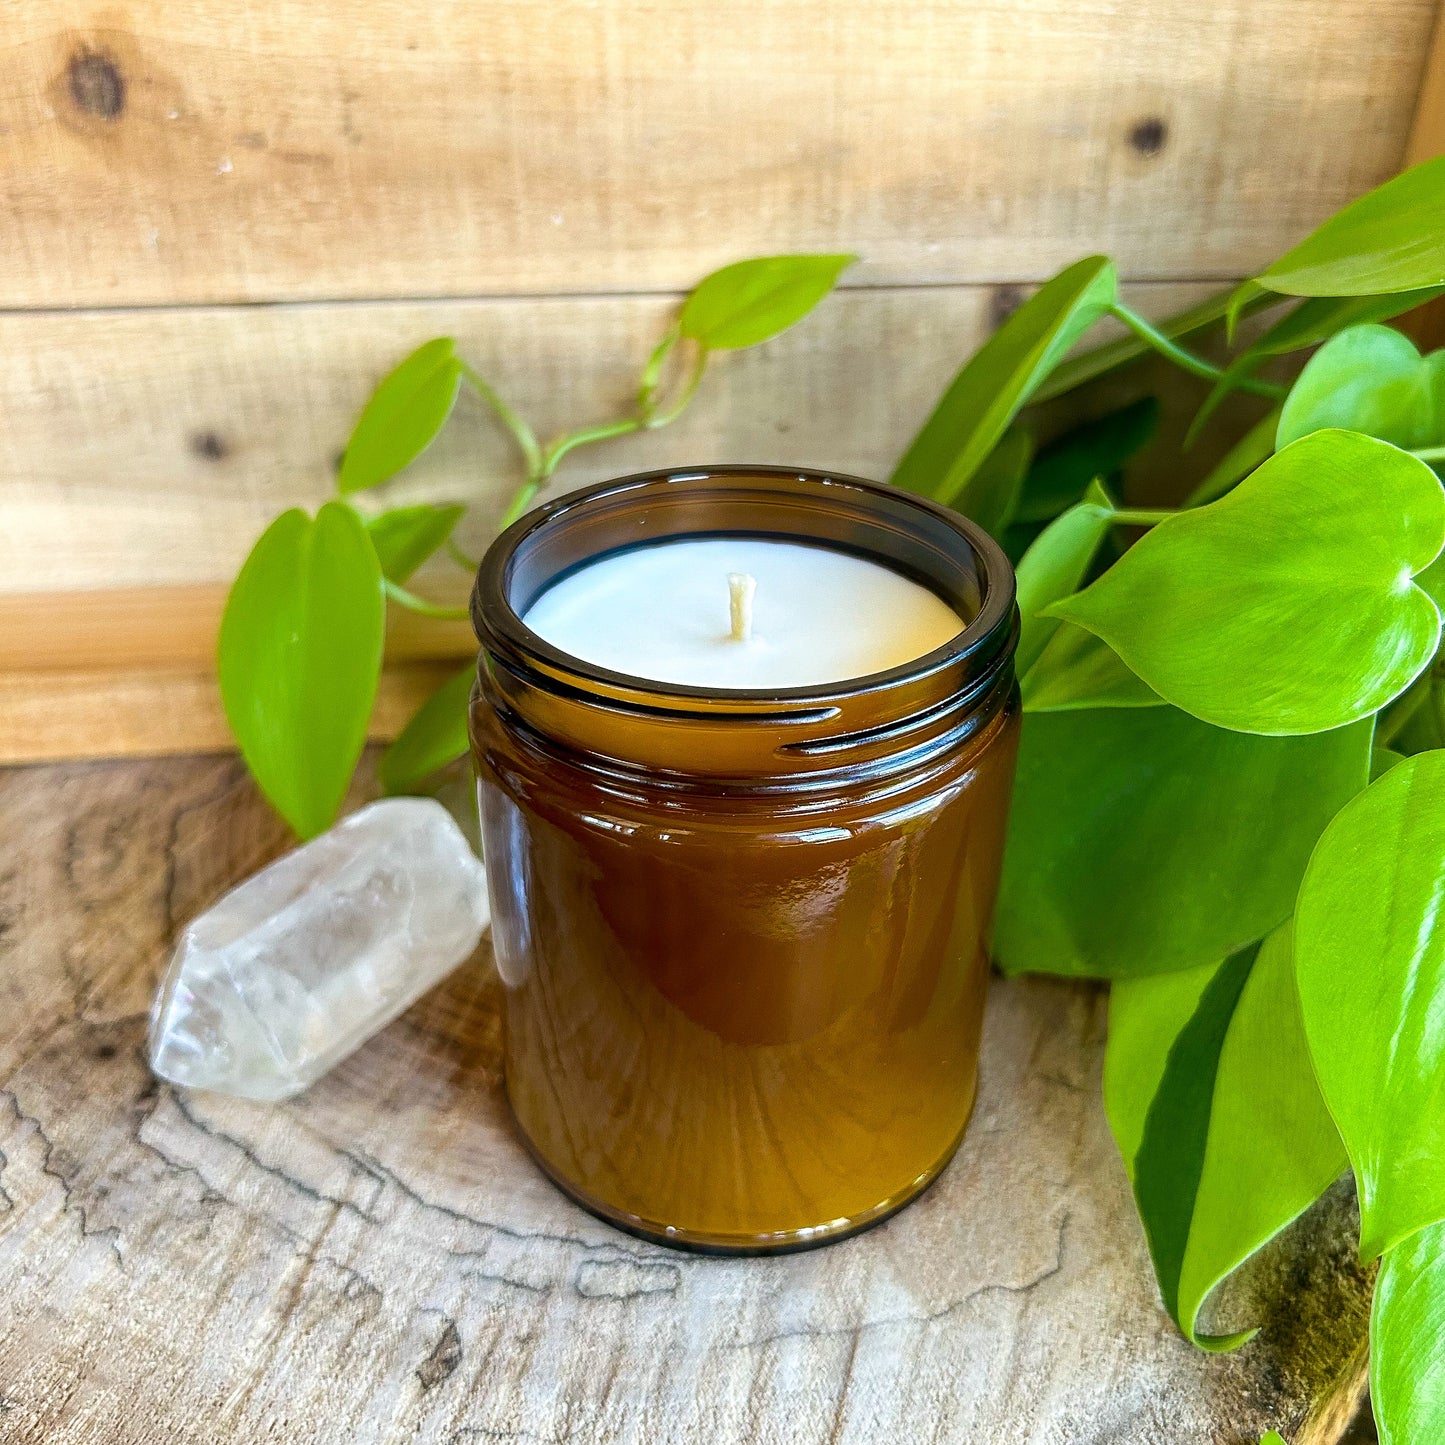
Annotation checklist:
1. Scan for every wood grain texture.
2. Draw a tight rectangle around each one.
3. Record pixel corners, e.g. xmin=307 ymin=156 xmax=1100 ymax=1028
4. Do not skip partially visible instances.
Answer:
xmin=0 ymin=282 xmax=1236 ymax=596
xmin=0 ymin=755 xmax=1374 ymax=1443
xmin=0 ymin=1 xmax=1435 ymax=308
xmin=0 ymin=584 xmax=474 ymax=672
xmin=1406 ymin=0 xmax=1445 ymax=163
xmin=0 ymin=663 xmax=462 ymax=765
xmin=0 ymin=584 xmax=473 ymax=765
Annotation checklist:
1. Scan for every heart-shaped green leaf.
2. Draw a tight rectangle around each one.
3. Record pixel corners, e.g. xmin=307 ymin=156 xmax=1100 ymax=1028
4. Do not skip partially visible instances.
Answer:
xmin=891 ymin=257 xmax=1117 ymax=502
xmin=1294 ymin=751 xmax=1445 ymax=1259
xmin=1108 ymin=923 xmax=1346 ymax=1347
xmin=1049 ymin=431 xmax=1445 ymax=735
xmin=1278 ymin=325 xmax=1444 ymax=450
xmin=1016 ymin=397 xmax=1159 ymax=524
xmin=994 ymin=705 xmax=1370 ymax=979
xmin=338 ymin=338 xmax=463 ymax=494
xmin=366 ymin=503 xmax=467 ymax=584
xmin=1022 ymin=623 xmax=1161 ymax=712
xmin=378 ymin=663 xmax=476 ymax=795
xmin=950 ymin=427 xmax=1032 ymax=534
xmin=218 ymin=502 xmax=385 ymax=838
xmin=1013 ymin=479 xmax=1116 ymax=674
xmin=678 ymin=254 xmax=856 ymax=350
xmin=1258 ymin=157 xmax=1445 ymax=298
xmin=1417 ymin=546 xmax=1445 ymax=611
xmin=1371 ymin=1219 xmax=1445 ymax=1445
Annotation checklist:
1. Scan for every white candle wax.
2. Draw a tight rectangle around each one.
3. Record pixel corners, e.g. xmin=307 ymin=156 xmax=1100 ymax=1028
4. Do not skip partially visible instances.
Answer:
xmin=521 ymin=536 xmax=966 ymax=689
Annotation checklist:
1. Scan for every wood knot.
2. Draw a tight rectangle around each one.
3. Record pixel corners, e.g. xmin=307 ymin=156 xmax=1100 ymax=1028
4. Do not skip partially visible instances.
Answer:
xmin=1129 ymin=117 xmax=1168 ymax=157
xmin=68 ymin=49 xmax=126 ymax=119
xmin=416 ymin=1321 xmax=462 ymax=1391
xmin=189 ymin=431 xmax=229 ymax=462
xmin=990 ymin=284 xmax=1027 ymax=330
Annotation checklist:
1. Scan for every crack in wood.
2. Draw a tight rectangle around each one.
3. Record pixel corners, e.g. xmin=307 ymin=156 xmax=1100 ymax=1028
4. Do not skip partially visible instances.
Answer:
xmin=342 ymin=1143 xmax=667 ymax=1264
xmin=571 ymin=1251 xmax=681 ymax=1302
xmin=0 ymin=1088 xmax=124 ymax=1269
xmin=732 ymin=1211 xmax=1074 ymax=1355
xmin=824 ymin=1325 xmax=861 ymax=1445
xmin=163 ymin=1089 xmax=389 ymax=1226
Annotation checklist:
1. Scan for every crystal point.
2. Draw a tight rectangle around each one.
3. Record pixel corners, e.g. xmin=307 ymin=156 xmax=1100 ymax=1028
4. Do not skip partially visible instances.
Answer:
xmin=149 ymin=797 xmax=489 ymax=1101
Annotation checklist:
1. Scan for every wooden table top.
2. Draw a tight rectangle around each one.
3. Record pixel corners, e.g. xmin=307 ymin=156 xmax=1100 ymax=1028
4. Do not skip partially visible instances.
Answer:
xmin=0 ymin=755 xmax=1372 ymax=1444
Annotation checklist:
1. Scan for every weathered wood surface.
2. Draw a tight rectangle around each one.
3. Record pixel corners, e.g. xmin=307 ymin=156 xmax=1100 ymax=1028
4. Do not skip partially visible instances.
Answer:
xmin=1 ymin=2 xmax=1433 ymax=308
xmin=0 ymin=755 xmax=1374 ymax=1443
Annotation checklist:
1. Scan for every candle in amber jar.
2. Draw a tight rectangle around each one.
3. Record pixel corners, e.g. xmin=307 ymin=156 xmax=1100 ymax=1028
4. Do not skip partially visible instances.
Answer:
xmin=470 ymin=466 xmax=1020 ymax=1252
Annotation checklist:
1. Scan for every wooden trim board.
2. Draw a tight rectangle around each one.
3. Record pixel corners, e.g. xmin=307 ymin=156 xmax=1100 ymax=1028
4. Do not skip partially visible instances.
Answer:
xmin=0 ymin=583 xmax=475 ymax=765
xmin=0 ymin=583 xmax=476 ymax=674
xmin=0 ymin=661 xmax=465 ymax=766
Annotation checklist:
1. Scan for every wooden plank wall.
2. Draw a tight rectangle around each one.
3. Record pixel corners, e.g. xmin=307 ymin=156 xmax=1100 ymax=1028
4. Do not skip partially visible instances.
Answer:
xmin=0 ymin=0 xmax=1440 ymax=761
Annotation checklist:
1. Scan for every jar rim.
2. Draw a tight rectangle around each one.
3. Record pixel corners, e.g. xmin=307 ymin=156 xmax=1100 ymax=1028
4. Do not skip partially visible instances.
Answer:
xmin=472 ymin=464 xmax=1018 ymax=714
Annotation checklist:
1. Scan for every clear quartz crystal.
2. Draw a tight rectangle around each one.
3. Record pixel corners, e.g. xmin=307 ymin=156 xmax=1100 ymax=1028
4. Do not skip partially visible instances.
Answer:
xmin=149 ymin=798 xmax=490 ymax=1102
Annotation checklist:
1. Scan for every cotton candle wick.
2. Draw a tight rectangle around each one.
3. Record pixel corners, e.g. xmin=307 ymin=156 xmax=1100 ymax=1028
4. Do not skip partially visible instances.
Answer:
xmin=728 ymin=572 xmax=757 ymax=643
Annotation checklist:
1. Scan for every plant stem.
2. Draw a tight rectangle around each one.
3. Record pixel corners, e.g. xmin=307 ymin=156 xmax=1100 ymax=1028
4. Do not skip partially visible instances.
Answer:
xmin=541 ymin=417 xmax=647 ymax=478
xmin=497 ymin=482 xmax=541 ymax=532
xmin=637 ymin=326 xmax=681 ymax=418
xmin=1032 ymin=285 xmax=1286 ymax=404
xmin=444 ymin=537 xmax=481 ymax=571
xmin=496 ymin=418 xmax=647 ymax=529
xmin=646 ymin=345 xmax=708 ymax=428
xmin=383 ymin=579 xmax=471 ymax=620
xmin=1431 ymin=674 xmax=1445 ymax=751
xmin=1109 ymin=507 xmax=1177 ymax=526
xmin=1413 ymin=445 xmax=1445 ymax=463
xmin=496 ymin=341 xmax=712 ymax=531
xmin=1108 ymin=303 xmax=1288 ymax=400
xmin=459 ymin=360 xmax=543 ymax=477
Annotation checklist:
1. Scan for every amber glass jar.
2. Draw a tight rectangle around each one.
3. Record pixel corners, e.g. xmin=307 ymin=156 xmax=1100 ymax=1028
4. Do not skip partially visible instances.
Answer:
xmin=469 ymin=466 xmax=1020 ymax=1252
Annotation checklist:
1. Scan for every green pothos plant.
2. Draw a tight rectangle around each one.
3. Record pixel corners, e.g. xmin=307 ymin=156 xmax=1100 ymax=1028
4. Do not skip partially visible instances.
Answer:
xmin=221 ymin=159 xmax=1445 ymax=1442
xmin=901 ymin=158 xmax=1445 ymax=1445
